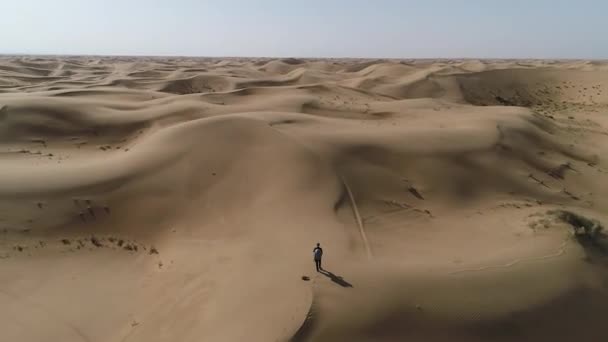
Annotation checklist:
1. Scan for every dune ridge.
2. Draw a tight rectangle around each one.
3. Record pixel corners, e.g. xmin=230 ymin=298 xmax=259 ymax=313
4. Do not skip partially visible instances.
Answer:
xmin=1 ymin=56 xmax=608 ymax=341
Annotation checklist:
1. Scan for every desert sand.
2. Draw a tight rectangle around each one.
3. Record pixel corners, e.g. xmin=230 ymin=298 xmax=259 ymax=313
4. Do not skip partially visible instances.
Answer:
xmin=1 ymin=56 xmax=608 ymax=341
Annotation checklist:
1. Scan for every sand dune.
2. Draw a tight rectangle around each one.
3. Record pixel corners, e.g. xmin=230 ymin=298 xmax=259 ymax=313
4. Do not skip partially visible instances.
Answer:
xmin=1 ymin=56 xmax=608 ymax=341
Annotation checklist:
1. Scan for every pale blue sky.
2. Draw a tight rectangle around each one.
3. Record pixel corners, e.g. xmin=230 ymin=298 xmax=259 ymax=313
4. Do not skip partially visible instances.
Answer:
xmin=1 ymin=0 xmax=606 ymax=58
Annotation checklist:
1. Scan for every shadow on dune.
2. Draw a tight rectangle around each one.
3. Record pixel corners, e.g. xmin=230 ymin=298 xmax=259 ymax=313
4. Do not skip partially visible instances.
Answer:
xmin=320 ymin=269 xmax=353 ymax=288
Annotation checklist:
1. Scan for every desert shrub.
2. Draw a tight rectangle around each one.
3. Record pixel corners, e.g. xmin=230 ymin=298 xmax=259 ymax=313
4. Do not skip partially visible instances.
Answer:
xmin=553 ymin=210 xmax=603 ymax=241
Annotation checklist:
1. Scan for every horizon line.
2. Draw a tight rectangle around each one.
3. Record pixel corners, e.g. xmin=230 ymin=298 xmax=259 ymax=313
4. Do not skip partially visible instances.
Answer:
xmin=1 ymin=53 xmax=607 ymax=62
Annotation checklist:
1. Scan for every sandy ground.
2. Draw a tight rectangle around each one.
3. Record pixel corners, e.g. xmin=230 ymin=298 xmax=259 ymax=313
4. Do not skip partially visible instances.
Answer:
xmin=1 ymin=56 xmax=608 ymax=341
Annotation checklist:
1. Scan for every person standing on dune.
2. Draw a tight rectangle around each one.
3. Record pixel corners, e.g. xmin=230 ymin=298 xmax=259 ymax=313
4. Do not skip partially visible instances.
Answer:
xmin=313 ymin=243 xmax=323 ymax=272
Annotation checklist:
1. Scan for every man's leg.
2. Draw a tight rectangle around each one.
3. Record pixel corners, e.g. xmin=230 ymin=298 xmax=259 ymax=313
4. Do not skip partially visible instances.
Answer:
xmin=315 ymin=260 xmax=320 ymax=272
xmin=318 ymin=259 xmax=322 ymax=271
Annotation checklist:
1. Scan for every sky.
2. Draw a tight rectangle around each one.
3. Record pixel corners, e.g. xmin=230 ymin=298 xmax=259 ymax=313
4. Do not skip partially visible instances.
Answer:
xmin=1 ymin=0 xmax=607 ymax=59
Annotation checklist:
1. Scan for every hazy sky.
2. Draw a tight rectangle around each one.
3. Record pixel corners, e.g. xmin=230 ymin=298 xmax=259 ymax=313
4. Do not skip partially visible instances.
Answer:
xmin=1 ymin=0 xmax=607 ymax=58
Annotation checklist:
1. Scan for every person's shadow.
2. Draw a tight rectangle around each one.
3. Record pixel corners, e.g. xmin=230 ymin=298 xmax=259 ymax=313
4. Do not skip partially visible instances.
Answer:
xmin=319 ymin=269 xmax=353 ymax=288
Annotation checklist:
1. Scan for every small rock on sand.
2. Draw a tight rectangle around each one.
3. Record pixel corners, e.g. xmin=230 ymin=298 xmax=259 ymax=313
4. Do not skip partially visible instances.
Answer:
xmin=91 ymin=236 xmax=103 ymax=247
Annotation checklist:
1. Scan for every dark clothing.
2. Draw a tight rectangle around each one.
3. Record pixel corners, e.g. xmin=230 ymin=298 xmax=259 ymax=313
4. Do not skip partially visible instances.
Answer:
xmin=313 ymin=246 xmax=323 ymax=272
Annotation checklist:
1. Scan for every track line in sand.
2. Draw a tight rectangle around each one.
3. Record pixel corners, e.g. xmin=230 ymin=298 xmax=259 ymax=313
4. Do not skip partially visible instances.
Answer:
xmin=266 ymin=123 xmax=372 ymax=259
xmin=448 ymin=237 xmax=570 ymax=275
xmin=341 ymin=177 xmax=373 ymax=259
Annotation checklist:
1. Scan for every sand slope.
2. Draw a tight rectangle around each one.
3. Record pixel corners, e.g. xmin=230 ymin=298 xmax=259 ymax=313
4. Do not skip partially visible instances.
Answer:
xmin=1 ymin=56 xmax=608 ymax=341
